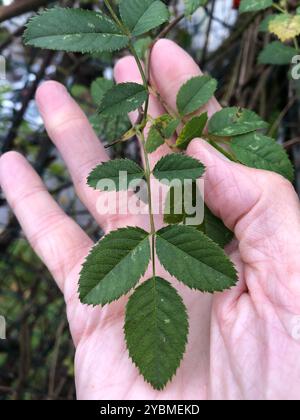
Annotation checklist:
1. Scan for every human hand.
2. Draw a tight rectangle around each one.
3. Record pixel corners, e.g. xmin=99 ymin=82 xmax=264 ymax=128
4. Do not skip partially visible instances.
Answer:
xmin=1 ymin=39 xmax=300 ymax=400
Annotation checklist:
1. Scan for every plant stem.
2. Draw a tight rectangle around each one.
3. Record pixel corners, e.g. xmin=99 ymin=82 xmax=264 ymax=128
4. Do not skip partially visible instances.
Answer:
xmin=272 ymin=3 xmax=286 ymax=13
xmin=153 ymin=13 xmax=185 ymax=43
xmin=103 ymin=1 xmax=155 ymax=276
xmin=128 ymin=43 xmax=150 ymax=124
xmin=103 ymin=0 xmax=127 ymax=33
xmin=206 ymin=138 xmax=239 ymax=162
xmin=139 ymin=130 xmax=156 ymax=278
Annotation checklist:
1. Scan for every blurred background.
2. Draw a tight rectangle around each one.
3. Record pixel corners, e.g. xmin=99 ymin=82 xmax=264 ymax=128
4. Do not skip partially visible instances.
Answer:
xmin=0 ymin=0 xmax=299 ymax=400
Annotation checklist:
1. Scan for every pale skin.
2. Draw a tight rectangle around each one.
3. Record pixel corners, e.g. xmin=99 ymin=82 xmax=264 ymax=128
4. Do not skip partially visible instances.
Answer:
xmin=1 ymin=39 xmax=300 ymax=400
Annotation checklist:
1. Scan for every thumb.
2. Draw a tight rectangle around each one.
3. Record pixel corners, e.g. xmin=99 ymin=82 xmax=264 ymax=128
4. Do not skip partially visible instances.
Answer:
xmin=187 ymin=139 xmax=262 ymax=233
xmin=187 ymin=141 xmax=300 ymax=318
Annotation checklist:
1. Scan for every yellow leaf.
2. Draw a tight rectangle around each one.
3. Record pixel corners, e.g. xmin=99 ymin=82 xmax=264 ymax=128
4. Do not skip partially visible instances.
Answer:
xmin=269 ymin=14 xmax=300 ymax=42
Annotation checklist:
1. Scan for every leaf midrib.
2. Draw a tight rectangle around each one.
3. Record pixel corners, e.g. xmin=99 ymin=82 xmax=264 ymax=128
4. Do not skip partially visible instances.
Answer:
xmin=30 ymin=32 xmax=128 ymax=40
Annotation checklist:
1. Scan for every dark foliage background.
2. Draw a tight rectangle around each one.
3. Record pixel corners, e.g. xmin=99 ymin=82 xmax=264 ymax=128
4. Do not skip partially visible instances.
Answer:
xmin=0 ymin=0 xmax=299 ymax=400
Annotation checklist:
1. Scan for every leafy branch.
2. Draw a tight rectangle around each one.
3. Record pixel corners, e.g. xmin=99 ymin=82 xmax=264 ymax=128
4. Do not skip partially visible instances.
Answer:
xmin=23 ymin=0 xmax=294 ymax=390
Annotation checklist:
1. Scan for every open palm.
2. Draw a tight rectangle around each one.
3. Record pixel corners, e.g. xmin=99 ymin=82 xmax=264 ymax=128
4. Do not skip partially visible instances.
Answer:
xmin=1 ymin=40 xmax=300 ymax=400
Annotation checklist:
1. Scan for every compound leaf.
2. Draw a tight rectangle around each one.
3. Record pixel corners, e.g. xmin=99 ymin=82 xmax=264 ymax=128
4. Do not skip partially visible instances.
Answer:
xmin=125 ymin=276 xmax=188 ymax=390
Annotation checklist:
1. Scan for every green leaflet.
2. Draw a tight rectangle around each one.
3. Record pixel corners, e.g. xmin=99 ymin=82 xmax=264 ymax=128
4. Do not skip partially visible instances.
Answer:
xmin=176 ymin=75 xmax=217 ymax=116
xmin=119 ymin=0 xmax=170 ymax=37
xmin=153 ymin=154 xmax=205 ymax=184
xmin=90 ymin=78 xmax=131 ymax=142
xmin=145 ymin=126 xmax=165 ymax=153
xmin=198 ymin=206 xmax=233 ymax=248
xmin=208 ymin=107 xmax=268 ymax=137
xmin=163 ymin=181 xmax=203 ymax=225
xmin=154 ymin=114 xmax=180 ymax=138
xmin=163 ymin=184 xmax=233 ymax=248
xmin=163 ymin=185 xmax=187 ymax=225
xmin=239 ymin=0 xmax=273 ymax=13
xmin=87 ymin=159 xmax=145 ymax=191
xmin=184 ymin=0 xmax=208 ymax=16
xmin=156 ymin=225 xmax=238 ymax=292
xmin=176 ymin=113 xmax=208 ymax=150
xmin=259 ymin=15 xmax=276 ymax=32
xmin=89 ymin=114 xmax=131 ymax=143
xmin=98 ymin=82 xmax=148 ymax=117
xmin=91 ymin=77 xmax=114 ymax=106
xmin=258 ymin=41 xmax=298 ymax=65
xmin=134 ymin=36 xmax=152 ymax=59
xmin=231 ymin=132 xmax=294 ymax=181
xmin=125 ymin=277 xmax=188 ymax=390
xmin=145 ymin=115 xmax=180 ymax=153
xmin=79 ymin=227 xmax=150 ymax=306
xmin=24 ymin=8 xmax=129 ymax=53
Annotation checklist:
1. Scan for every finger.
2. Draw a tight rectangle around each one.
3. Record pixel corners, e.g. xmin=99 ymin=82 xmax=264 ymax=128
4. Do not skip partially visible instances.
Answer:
xmin=150 ymin=39 xmax=221 ymax=119
xmin=0 ymin=152 xmax=92 ymax=294
xmin=187 ymin=139 xmax=300 ymax=309
xmin=114 ymin=56 xmax=172 ymax=169
xmin=35 ymin=81 xmax=110 ymax=228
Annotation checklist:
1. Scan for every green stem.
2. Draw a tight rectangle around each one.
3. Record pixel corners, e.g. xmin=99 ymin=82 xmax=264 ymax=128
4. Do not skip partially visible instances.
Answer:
xmin=272 ymin=3 xmax=286 ymax=13
xmin=128 ymin=42 xmax=150 ymax=125
xmin=128 ymin=44 xmax=148 ymax=86
xmin=104 ymin=1 xmax=155 ymax=276
xmin=139 ymin=130 xmax=156 ymax=278
xmin=207 ymin=138 xmax=239 ymax=163
xmin=104 ymin=1 xmax=149 ymax=124
xmin=103 ymin=0 xmax=128 ymax=33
